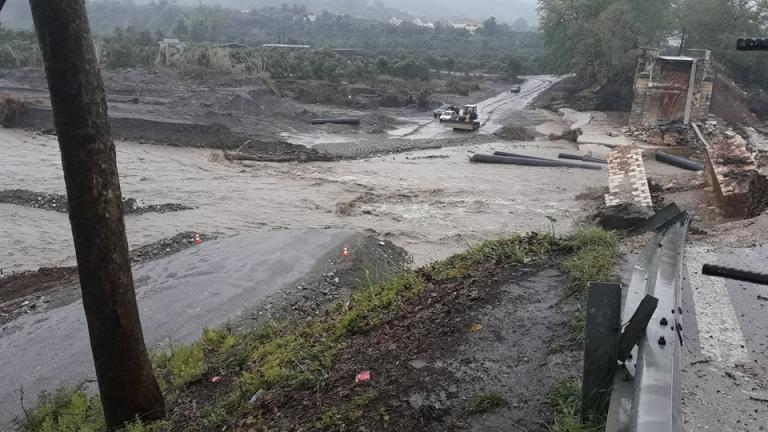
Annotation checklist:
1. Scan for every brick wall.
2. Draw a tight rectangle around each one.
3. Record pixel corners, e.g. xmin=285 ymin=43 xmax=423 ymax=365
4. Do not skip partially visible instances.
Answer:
xmin=605 ymin=144 xmax=653 ymax=209
xmin=629 ymin=48 xmax=713 ymax=128
xmin=703 ymin=133 xmax=757 ymax=218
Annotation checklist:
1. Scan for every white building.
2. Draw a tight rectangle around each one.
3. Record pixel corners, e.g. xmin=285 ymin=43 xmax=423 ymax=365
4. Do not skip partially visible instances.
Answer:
xmin=451 ymin=18 xmax=481 ymax=33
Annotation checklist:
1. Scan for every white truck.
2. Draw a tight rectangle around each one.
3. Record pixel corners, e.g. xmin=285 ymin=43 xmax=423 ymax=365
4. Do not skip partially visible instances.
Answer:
xmin=442 ymin=104 xmax=480 ymax=131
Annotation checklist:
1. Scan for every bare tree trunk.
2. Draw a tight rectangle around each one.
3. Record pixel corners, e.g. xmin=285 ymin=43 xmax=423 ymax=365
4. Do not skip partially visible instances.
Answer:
xmin=27 ymin=0 xmax=165 ymax=427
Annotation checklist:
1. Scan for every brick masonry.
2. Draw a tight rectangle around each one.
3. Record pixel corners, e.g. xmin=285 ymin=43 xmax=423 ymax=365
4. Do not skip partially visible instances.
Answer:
xmin=605 ymin=144 xmax=653 ymax=209
xmin=703 ymin=133 xmax=758 ymax=218
xmin=629 ymin=48 xmax=713 ymax=128
xmin=747 ymin=170 xmax=768 ymax=218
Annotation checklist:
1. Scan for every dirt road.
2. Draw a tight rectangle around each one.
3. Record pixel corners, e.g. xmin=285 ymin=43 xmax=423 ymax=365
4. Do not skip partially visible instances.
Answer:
xmin=388 ymin=75 xmax=560 ymax=141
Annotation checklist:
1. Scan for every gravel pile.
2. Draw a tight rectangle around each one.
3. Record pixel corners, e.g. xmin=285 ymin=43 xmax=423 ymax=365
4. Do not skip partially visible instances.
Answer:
xmin=130 ymin=231 xmax=216 ymax=264
xmin=0 ymin=189 xmax=192 ymax=215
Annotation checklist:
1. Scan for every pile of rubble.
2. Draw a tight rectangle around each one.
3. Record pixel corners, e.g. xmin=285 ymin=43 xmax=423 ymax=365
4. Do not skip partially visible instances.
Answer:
xmin=0 ymin=189 xmax=192 ymax=215
xmin=621 ymin=121 xmax=691 ymax=147
xmin=698 ymin=125 xmax=768 ymax=218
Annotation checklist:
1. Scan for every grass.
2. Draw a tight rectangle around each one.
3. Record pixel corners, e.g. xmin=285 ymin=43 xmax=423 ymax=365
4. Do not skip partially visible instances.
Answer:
xmin=562 ymin=228 xmax=620 ymax=297
xmin=560 ymin=228 xmax=621 ymax=342
xmin=425 ymin=233 xmax=555 ymax=281
xmin=16 ymin=387 xmax=169 ymax=432
xmin=18 ymin=229 xmax=618 ymax=431
xmin=468 ymin=392 xmax=508 ymax=415
xmin=546 ymin=379 xmax=604 ymax=432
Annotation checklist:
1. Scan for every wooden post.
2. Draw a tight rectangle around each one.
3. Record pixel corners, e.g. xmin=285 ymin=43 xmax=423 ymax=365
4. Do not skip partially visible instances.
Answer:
xmin=27 ymin=0 xmax=165 ymax=427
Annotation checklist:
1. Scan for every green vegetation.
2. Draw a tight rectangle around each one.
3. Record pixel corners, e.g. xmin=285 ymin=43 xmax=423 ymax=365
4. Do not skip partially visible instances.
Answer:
xmin=562 ymin=228 xmax=620 ymax=297
xmin=559 ymin=228 xmax=621 ymax=342
xmin=17 ymin=389 xmax=103 ymax=432
xmin=19 ymin=229 xmax=617 ymax=431
xmin=152 ymin=343 xmax=205 ymax=390
xmin=425 ymin=233 xmax=555 ymax=281
xmin=468 ymin=392 xmax=508 ymax=415
xmin=539 ymin=0 xmax=768 ymax=107
xmin=0 ymin=3 xmax=542 ymax=81
xmin=546 ymin=379 xmax=604 ymax=432
xmin=16 ymin=387 xmax=170 ymax=432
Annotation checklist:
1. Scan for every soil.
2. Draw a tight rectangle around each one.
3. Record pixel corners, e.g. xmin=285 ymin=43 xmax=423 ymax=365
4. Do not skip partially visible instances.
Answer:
xmin=264 ymin=254 xmax=577 ymax=431
xmin=230 ymin=233 xmax=409 ymax=332
xmin=711 ymin=66 xmax=767 ymax=132
xmin=0 ymin=189 xmax=192 ymax=215
xmin=168 ymin=238 xmax=580 ymax=432
xmin=495 ymin=125 xmax=537 ymax=141
xmin=0 ymin=231 xmax=215 ymax=326
xmin=0 ymin=68 xmax=514 ymax=158
xmin=592 ymin=202 xmax=653 ymax=231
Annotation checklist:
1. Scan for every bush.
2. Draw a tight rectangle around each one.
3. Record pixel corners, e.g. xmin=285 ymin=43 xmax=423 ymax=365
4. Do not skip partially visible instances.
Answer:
xmin=17 ymin=389 xmax=103 ymax=432
xmin=1 ymin=95 xmax=27 ymax=128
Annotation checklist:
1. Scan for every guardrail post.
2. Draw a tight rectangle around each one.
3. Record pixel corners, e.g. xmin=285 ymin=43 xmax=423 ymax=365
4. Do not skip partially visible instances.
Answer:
xmin=581 ymin=282 xmax=622 ymax=422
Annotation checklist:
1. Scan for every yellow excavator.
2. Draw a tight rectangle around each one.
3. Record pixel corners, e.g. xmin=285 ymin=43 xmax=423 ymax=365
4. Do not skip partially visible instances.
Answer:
xmin=441 ymin=104 xmax=480 ymax=131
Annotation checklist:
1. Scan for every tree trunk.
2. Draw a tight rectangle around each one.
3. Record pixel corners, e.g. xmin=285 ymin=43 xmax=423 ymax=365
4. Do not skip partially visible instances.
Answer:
xmin=27 ymin=0 xmax=165 ymax=427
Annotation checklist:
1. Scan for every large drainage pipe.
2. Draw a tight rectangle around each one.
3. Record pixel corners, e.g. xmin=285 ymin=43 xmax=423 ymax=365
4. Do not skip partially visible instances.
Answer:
xmin=470 ymin=154 xmax=603 ymax=170
xmin=558 ymin=152 xmax=607 ymax=164
xmin=311 ymin=118 xmax=361 ymax=125
xmin=492 ymin=151 xmax=552 ymax=161
xmin=655 ymin=150 xmax=704 ymax=171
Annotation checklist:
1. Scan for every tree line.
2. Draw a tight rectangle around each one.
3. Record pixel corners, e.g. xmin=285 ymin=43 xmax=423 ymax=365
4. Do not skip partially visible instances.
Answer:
xmin=0 ymin=3 xmax=540 ymax=82
xmin=538 ymin=0 xmax=768 ymax=99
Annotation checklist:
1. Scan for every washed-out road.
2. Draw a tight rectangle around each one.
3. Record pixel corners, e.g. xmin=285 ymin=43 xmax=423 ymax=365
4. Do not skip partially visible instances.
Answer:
xmin=682 ymin=244 xmax=768 ymax=431
xmin=387 ymin=75 xmax=560 ymax=141
xmin=0 ymin=230 xmax=356 ymax=428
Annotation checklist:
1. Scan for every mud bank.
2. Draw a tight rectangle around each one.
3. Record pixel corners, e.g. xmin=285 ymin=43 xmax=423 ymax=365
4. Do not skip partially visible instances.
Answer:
xmin=150 ymin=234 xmax=583 ymax=432
xmin=0 ymin=229 xmax=397 ymax=427
xmin=0 ymin=189 xmax=192 ymax=215
xmin=0 ymin=231 xmax=215 ymax=326
xmin=11 ymin=104 xmax=318 ymax=152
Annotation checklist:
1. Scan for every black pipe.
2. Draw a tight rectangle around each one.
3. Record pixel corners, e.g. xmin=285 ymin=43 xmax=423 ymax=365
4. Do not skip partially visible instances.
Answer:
xmin=493 ymin=151 xmax=552 ymax=161
xmin=470 ymin=154 xmax=603 ymax=170
xmin=311 ymin=118 xmax=361 ymax=125
xmin=702 ymin=264 xmax=768 ymax=286
xmin=655 ymin=150 xmax=704 ymax=171
xmin=558 ymin=152 xmax=607 ymax=164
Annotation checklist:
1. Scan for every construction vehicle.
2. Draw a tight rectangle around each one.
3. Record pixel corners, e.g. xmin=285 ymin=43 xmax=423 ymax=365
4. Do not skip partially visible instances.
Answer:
xmin=442 ymin=104 xmax=480 ymax=131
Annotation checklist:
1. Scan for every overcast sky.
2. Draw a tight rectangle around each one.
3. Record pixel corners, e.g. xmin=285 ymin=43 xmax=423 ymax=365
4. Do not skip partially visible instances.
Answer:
xmin=1 ymin=0 xmax=540 ymax=29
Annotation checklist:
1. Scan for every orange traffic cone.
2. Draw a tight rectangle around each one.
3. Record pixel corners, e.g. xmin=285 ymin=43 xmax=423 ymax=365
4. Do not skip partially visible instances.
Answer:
xmin=341 ymin=244 xmax=351 ymax=257
xmin=194 ymin=232 xmax=202 ymax=245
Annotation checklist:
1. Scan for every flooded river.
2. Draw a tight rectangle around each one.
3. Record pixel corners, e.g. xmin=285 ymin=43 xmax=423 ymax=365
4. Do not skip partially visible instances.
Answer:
xmin=0 ymin=127 xmax=602 ymax=273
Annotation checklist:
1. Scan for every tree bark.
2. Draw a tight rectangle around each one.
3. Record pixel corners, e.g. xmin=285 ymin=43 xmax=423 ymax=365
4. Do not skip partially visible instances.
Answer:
xmin=27 ymin=0 xmax=165 ymax=427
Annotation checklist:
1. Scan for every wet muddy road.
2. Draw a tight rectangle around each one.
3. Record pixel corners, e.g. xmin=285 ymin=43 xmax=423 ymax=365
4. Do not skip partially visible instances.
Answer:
xmin=388 ymin=75 xmax=560 ymax=141
xmin=0 ymin=127 xmax=601 ymax=273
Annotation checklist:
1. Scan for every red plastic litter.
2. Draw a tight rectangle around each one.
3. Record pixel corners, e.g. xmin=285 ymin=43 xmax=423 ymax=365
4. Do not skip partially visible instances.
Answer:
xmin=354 ymin=371 xmax=370 ymax=383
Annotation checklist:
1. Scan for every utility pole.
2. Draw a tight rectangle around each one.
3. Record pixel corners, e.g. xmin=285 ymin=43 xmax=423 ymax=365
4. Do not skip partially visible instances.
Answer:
xmin=678 ymin=28 xmax=687 ymax=56
xmin=27 ymin=0 xmax=165 ymax=428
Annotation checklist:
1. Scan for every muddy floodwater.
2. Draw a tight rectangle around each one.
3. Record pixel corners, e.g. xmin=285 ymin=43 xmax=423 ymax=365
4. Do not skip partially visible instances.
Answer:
xmin=1 ymin=127 xmax=602 ymax=272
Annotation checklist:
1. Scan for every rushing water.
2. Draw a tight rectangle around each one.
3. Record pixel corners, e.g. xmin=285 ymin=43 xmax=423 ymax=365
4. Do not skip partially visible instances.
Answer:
xmin=1 ymin=126 xmax=602 ymax=273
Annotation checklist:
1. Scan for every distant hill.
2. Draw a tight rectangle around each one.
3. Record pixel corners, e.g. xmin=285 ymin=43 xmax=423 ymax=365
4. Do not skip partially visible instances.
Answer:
xmin=1 ymin=0 xmax=538 ymax=30
xmin=383 ymin=0 xmax=538 ymax=25
xmin=159 ymin=0 xmax=538 ymax=25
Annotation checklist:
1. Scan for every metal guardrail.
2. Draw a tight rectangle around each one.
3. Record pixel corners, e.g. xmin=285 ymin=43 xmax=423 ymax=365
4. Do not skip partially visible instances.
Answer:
xmin=582 ymin=209 xmax=689 ymax=432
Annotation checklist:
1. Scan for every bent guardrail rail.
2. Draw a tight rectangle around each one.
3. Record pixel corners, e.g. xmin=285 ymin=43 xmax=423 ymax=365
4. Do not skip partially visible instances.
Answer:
xmin=582 ymin=208 xmax=689 ymax=432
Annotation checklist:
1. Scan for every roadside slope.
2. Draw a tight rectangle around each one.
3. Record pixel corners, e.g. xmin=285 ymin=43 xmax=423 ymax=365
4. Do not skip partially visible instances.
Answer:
xmin=0 ymin=229 xmax=405 ymax=428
